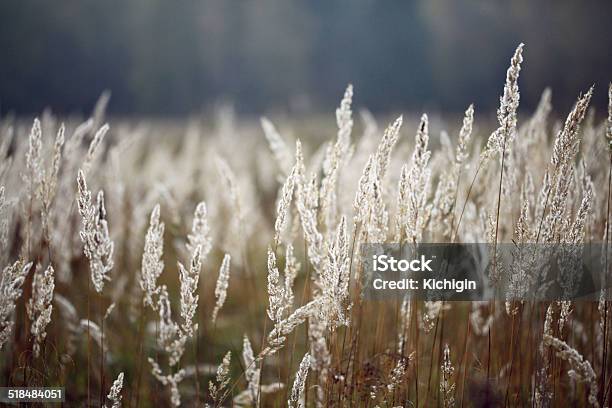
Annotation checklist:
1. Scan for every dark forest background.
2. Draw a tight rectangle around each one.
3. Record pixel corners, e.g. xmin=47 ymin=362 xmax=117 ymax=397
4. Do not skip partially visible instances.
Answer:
xmin=1 ymin=0 xmax=611 ymax=116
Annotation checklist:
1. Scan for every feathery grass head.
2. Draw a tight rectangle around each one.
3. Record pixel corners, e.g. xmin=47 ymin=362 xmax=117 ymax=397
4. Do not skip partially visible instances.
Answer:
xmin=543 ymin=335 xmax=598 ymax=407
xmin=551 ymin=87 xmax=593 ymax=169
xmin=336 ymin=83 xmax=354 ymax=154
xmin=267 ymin=247 xmax=287 ymax=324
xmin=105 ymin=372 xmax=124 ymax=408
xmin=212 ymin=253 xmax=231 ymax=324
xmin=82 ymin=123 xmax=109 ymax=176
xmin=27 ymin=264 xmax=55 ymax=358
xmin=456 ymin=104 xmax=474 ymax=164
xmin=187 ymin=201 xmax=212 ymax=261
xmin=0 ymin=260 xmax=33 ymax=350
xmin=77 ymin=171 xmax=114 ymax=293
xmin=289 ymin=353 xmax=311 ymax=408
xmin=178 ymin=245 xmax=201 ymax=337
xmin=261 ymin=117 xmax=293 ymax=176
xmin=274 ymin=165 xmax=297 ymax=246
xmin=25 ymin=118 xmax=43 ymax=193
xmin=209 ymin=351 xmax=232 ymax=403
xmin=242 ymin=334 xmax=261 ymax=405
xmin=374 ymin=115 xmax=403 ymax=181
xmin=140 ymin=204 xmax=165 ymax=309
xmin=482 ymin=43 xmax=524 ymax=160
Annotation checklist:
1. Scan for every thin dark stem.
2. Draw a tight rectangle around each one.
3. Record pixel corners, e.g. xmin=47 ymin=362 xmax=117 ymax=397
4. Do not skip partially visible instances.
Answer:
xmin=194 ymin=266 xmax=206 ymax=406
xmin=602 ymin=154 xmax=611 ymax=406
xmin=100 ymin=293 xmax=104 ymax=405
xmin=133 ymin=300 xmax=146 ymax=408
xmin=493 ymin=147 xmax=507 ymax=279
xmin=338 ymin=224 xmax=359 ymax=406
xmin=87 ymin=277 xmax=91 ymax=407
xmin=414 ymin=301 xmax=419 ymax=407
xmin=423 ymin=312 xmax=440 ymax=406
xmin=504 ymin=307 xmax=518 ymax=407
xmin=459 ymin=309 xmax=471 ymax=408
xmin=485 ymin=304 xmax=493 ymax=405
xmin=452 ymin=161 xmax=483 ymax=243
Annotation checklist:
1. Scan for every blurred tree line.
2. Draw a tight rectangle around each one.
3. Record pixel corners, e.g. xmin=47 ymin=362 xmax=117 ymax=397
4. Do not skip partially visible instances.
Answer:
xmin=0 ymin=0 xmax=610 ymax=116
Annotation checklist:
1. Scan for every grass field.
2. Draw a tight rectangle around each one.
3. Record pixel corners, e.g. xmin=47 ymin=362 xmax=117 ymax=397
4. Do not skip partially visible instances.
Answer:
xmin=1 ymin=44 xmax=611 ymax=407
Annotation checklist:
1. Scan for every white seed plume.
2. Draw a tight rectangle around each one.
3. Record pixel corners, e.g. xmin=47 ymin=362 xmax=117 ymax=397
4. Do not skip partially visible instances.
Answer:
xmin=178 ymin=245 xmax=201 ymax=337
xmin=149 ymin=358 xmax=185 ymax=407
xmin=140 ymin=204 xmax=165 ymax=309
xmin=77 ymin=170 xmax=114 ymax=293
xmin=374 ymin=116 xmax=403 ymax=181
xmin=209 ymin=351 xmax=231 ymax=404
xmin=542 ymin=334 xmax=598 ymax=407
xmin=104 ymin=302 xmax=116 ymax=321
xmin=242 ymin=335 xmax=261 ymax=406
xmin=295 ymin=140 xmax=324 ymax=271
xmin=354 ymin=117 xmax=402 ymax=240
xmin=388 ymin=357 xmax=411 ymax=392
xmin=216 ymin=156 xmax=244 ymax=233
xmin=267 ymin=248 xmax=287 ymax=324
xmin=482 ymin=43 xmax=524 ymax=160
xmin=104 ymin=372 xmax=124 ymax=408
xmin=63 ymin=118 xmax=93 ymax=159
xmin=320 ymin=142 xmax=342 ymax=234
xmin=551 ymin=88 xmax=593 ymax=170
xmin=82 ymin=123 xmax=109 ymax=176
xmin=235 ymin=335 xmax=286 ymax=406
xmin=40 ymin=124 xmax=65 ymax=238
xmin=157 ymin=285 xmax=186 ymax=367
xmin=398 ymin=115 xmax=431 ymax=243
xmin=307 ymin=312 xmax=330 ymax=400
xmin=0 ymin=261 xmax=33 ymax=350
xmin=364 ymin=161 xmax=389 ymax=243
xmin=262 ymin=300 xmax=322 ymax=358
xmin=187 ymin=201 xmax=212 ymax=261
xmin=283 ymin=243 xmax=300 ymax=308
xmin=320 ymin=85 xmax=354 ymax=233
xmin=336 ymin=83 xmax=354 ymax=154
xmin=25 ymin=118 xmax=43 ymax=195
xmin=261 ymin=117 xmax=293 ymax=176
xmin=539 ymin=89 xmax=593 ymax=244
xmin=354 ymin=155 xmax=375 ymax=226
xmin=27 ymin=264 xmax=55 ymax=358
xmin=557 ymin=300 xmax=572 ymax=337
xmin=288 ymin=353 xmax=311 ymax=408
xmin=319 ymin=215 xmax=350 ymax=329
xmin=456 ymin=104 xmax=475 ymax=165
xmin=211 ymin=253 xmax=231 ymax=324
xmin=274 ymin=165 xmax=297 ymax=246
xmin=536 ymin=304 xmax=555 ymax=408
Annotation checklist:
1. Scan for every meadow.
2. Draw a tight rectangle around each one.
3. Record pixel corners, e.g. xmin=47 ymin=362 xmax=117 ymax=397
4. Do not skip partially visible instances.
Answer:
xmin=1 ymin=44 xmax=611 ymax=407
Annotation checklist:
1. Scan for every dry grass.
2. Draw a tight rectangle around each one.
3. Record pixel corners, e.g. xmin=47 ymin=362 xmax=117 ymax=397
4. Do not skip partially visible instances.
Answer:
xmin=0 ymin=45 xmax=611 ymax=407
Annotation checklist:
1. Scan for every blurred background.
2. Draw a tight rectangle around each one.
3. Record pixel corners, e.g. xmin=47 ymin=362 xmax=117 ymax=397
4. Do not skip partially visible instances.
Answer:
xmin=0 ymin=0 xmax=611 ymax=117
